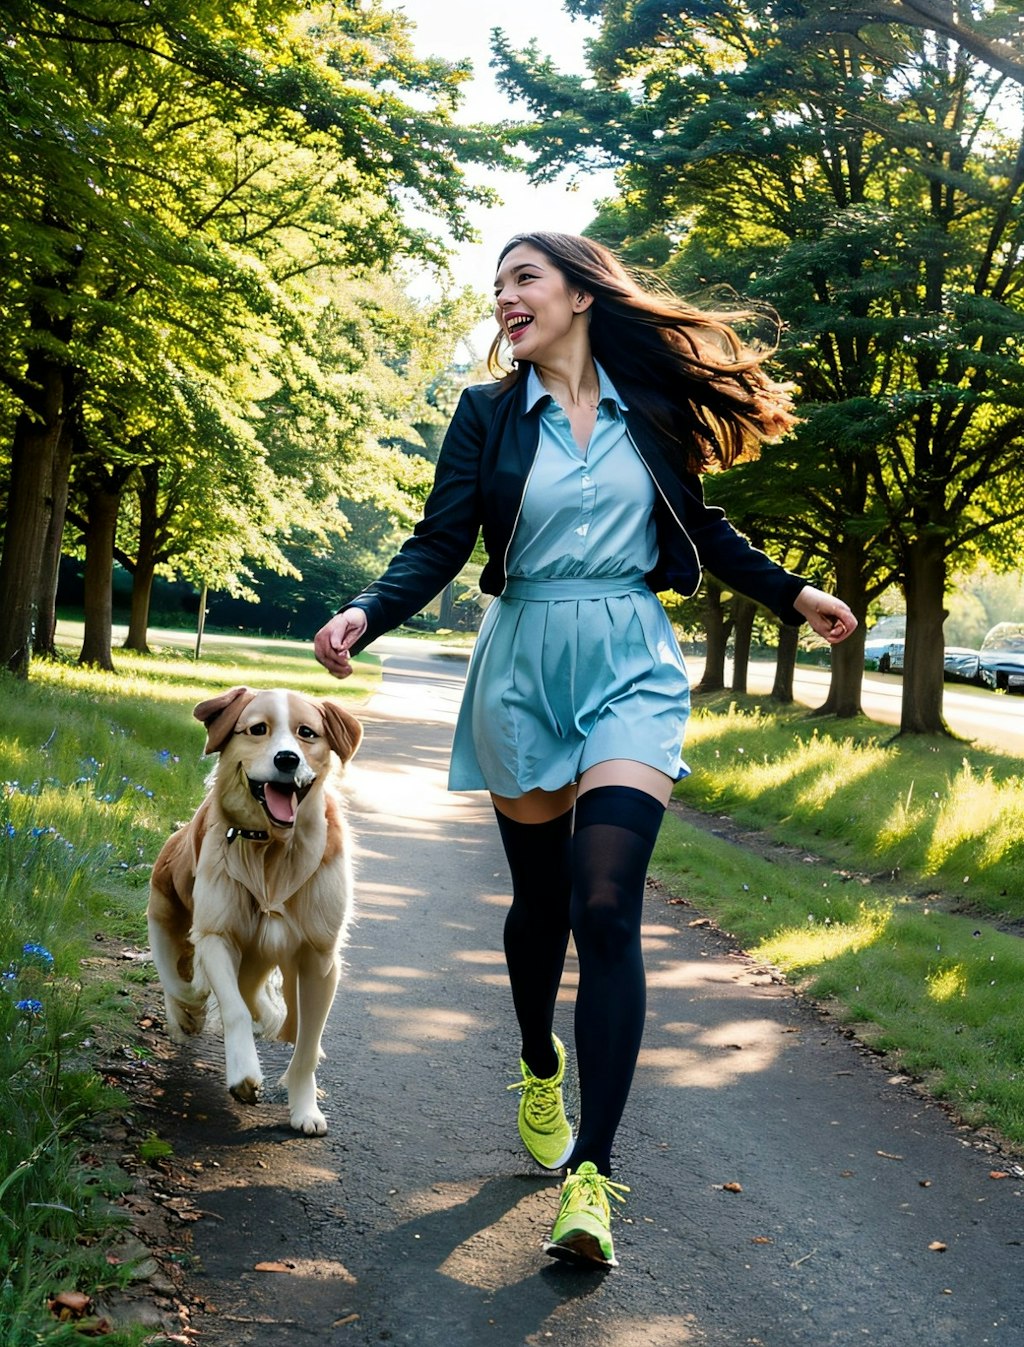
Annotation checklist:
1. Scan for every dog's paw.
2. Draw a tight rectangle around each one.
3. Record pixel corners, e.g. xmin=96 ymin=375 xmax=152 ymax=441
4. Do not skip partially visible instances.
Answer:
xmin=229 ymin=1074 xmax=264 ymax=1106
xmin=290 ymin=1104 xmax=328 ymax=1136
xmin=165 ymin=997 xmax=207 ymax=1040
xmin=284 ymin=1074 xmax=326 ymax=1134
xmin=253 ymin=1001 xmax=287 ymax=1042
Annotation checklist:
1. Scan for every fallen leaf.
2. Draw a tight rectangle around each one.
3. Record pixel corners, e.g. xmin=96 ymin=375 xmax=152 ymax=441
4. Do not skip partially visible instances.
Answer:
xmin=688 ymin=917 xmax=711 ymax=927
xmin=928 ymin=1241 xmax=947 ymax=1252
xmin=76 ymin=1317 xmax=114 ymax=1338
xmin=49 ymin=1290 xmax=92 ymax=1319
xmin=876 ymin=1151 xmax=904 ymax=1161
xmin=989 ymin=1170 xmax=1010 ymax=1180
xmin=722 ymin=1182 xmax=743 ymax=1194
xmin=751 ymin=1236 xmax=773 ymax=1245
xmin=255 ymin=1261 xmax=296 ymax=1273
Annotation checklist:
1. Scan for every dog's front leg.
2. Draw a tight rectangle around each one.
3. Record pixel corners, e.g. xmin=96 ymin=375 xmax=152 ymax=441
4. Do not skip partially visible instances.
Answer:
xmin=194 ymin=932 xmax=264 ymax=1105
xmin=280 ymin=948 xmax=340 ymax=1135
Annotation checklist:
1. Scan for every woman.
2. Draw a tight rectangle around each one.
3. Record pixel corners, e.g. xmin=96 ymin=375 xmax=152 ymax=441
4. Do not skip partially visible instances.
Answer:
xmin=315 ymin=232 xmax=856 ymax=1269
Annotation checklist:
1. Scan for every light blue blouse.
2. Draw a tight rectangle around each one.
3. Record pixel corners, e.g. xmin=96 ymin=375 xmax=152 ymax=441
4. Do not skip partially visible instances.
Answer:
xmin=508 ymin=364 xmax=657 ymax=582
xmin=448 ymin=363 xmax=691 ymax=797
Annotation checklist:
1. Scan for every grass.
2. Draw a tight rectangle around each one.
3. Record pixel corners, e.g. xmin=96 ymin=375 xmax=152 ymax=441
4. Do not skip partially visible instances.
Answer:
xmin=0 ymin=624 xmax=378 ymax=1345
xmin=677 ymin=693 xmax=1024 ymax=921
xmin=652 ymin=690 xmax=1024 ymax=1148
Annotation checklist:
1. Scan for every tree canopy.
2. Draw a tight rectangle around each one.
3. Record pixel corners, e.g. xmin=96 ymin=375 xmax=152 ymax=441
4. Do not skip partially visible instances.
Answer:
xmin=0 ymin=0 xmax=499 ymax=672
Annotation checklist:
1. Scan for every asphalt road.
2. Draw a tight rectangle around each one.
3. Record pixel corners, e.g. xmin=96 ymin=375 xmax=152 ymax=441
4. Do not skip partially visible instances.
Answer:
xmin=155 ymin=640 xmax=1024 ymax=1347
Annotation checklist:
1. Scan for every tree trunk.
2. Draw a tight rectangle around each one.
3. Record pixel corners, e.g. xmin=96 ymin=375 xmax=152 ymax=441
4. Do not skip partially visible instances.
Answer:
xmin=815 ymin=539 xmax=870 ymax=718
xmin=125 ymin=562 xmax=155 ymax=654
xmin=771 ymin=622 xmax=800 ymax=702
xmin=899 ymin=532 xmax=950 ymax=735
xmin=695 ymin=577 xmax=730 ymax=693
xmin=78 ymin=473 xmax=126 ymax=670
xmin=730 ymin=595 xmax=757 ymax=694
xmin=33 ymin=422 xmax=75 ymax=659
xmin=123 ymin=465 xmax=161 ymax=653
xmin=0 ymin=356 xmax=69 ymax=677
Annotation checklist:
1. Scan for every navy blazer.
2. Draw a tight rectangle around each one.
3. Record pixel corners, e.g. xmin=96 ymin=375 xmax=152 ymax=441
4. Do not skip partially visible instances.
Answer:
xmin=343 ymin=377 xmax=807 ymax=654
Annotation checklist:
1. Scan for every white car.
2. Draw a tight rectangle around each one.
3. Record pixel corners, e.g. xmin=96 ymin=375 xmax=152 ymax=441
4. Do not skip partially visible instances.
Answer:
xmin=978 ymin=623 xmax=1024 ymax=693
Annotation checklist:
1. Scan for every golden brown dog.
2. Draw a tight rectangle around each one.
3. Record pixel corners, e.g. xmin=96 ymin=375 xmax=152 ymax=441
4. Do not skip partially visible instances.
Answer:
xmin=148 ymin=686 xmax=362 ymax=1135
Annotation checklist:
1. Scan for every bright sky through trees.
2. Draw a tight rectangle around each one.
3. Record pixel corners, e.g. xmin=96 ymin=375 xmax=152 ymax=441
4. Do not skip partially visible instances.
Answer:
xmin=396 ymin=0 xmax=615 ymax=340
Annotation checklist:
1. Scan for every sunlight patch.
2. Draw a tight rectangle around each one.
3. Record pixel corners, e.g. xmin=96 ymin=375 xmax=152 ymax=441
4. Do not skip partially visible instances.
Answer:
xmin=754 ymin=907 xmax=889 ymax=973
xmin=928 ymin=964 xmax=967 ymax=1002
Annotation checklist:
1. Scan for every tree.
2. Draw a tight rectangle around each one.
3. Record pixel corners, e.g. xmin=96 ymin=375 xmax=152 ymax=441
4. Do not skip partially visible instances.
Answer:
xmin=0 ymin=0 xmax=500 ymax=675
xmin=493 ymin=0 xmax=1024 ymax=733
xmin=814 ymin=1 xmax=1024 ymax=87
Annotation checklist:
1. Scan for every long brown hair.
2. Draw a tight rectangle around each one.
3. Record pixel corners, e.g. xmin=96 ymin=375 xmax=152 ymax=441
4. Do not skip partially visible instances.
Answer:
xmin=487 ymin=231 xmax=796 ymax=472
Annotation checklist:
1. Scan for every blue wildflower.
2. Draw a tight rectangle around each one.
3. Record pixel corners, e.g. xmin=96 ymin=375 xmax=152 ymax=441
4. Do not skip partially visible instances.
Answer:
xmin=15 ymin=999 xmax=43 ymax=1016
xmin=22 ymin=942 xmax=54 ymax=968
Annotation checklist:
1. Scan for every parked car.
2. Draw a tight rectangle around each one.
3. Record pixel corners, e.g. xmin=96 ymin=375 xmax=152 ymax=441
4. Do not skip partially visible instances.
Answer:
xmin=866 ymin=638 xmax=981 ymax=683
xmin=863 ymin=637 xmax=905 ymax=673
xmin=942 ymin=647 xmax=981 ymax=684
xmin=978 ymin=622 xmax=1024 ymax=693
xmin=864 ymin=635 xmax=904 ymax=672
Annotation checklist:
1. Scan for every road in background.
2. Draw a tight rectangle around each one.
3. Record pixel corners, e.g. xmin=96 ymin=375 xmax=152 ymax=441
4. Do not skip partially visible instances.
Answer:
xmin=690 ymin=657 xmax=1024 ymax=757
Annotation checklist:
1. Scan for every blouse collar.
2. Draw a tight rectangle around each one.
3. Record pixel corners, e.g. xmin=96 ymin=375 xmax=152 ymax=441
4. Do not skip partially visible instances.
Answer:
xmin=523 ymin=360 xmax=629 ymax=414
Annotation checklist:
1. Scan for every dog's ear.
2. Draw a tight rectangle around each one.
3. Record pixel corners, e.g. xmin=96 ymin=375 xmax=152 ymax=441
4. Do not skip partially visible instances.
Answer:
xmin=193 ymin=686 xmax=256 ymax=755
xmin=318 ymin=699 xmax=363 ymax=766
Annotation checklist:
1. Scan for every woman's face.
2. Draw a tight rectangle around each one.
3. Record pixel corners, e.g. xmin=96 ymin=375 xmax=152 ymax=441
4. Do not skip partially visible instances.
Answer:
xmin=493 ymin=243 xmax=592 ymax=363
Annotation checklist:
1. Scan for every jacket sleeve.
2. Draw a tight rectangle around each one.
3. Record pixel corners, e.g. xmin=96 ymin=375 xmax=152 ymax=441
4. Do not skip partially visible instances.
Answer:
xmin=672 ymin=474 xmax=808 ymax=626
xmin=339 ymin=389 xmax=487 ymax=654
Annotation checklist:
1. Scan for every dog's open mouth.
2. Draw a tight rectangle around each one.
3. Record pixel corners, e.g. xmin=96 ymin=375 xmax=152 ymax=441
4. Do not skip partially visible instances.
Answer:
xmin=247 ymin=778 xmax=313 ymax=827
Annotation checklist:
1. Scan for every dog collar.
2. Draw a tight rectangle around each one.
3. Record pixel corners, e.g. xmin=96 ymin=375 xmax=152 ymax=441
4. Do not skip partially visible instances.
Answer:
xmin=226 ymin=826 xmax=271 ymax=844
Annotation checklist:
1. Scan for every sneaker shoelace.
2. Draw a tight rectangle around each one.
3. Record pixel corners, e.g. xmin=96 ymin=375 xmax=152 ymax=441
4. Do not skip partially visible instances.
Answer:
xmin=563 ymin=1167 xmax=630 ymax=1216
xmin=507 ymin=1073 xmax=563 ymax=1130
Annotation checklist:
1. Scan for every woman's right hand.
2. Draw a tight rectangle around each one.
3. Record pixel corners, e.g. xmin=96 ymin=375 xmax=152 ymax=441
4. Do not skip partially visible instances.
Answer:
xmin=314 ymin=608 xmax=369 ymax=679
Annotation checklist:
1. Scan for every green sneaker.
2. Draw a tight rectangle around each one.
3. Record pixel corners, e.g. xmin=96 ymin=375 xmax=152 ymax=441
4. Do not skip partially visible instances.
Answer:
xmin=543 ymin=1161 xmax=630 ymax=1269
xmin=507 ymin=1034 xmax=574 ymax=1169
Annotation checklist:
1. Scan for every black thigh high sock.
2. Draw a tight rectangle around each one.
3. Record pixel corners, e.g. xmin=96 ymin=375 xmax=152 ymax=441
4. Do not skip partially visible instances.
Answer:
xmin=494 ymin=807 xmax=574 ymax=1079
xmin=569 ymin=784 xmax=666 ymax=1176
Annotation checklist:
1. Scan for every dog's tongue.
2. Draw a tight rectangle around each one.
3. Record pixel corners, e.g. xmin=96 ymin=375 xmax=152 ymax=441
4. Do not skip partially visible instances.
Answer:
xmin=263 ymin=783 xmax=298 ymax=824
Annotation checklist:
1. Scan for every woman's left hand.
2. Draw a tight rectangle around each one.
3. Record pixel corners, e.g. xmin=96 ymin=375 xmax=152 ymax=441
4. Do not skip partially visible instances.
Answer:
xmin=794 ymin=586 xmax=858 ymax=645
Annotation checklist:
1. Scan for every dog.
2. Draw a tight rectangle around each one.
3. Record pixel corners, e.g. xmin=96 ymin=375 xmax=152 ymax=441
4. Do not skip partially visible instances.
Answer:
xmin=147 ymin=686 xmax=362 ymax=1135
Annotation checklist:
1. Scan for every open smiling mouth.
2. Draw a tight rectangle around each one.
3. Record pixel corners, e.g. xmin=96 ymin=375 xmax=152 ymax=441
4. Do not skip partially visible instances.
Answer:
xmin=247 ymin=777 xmax=314 ymax=828
xmin=506 ymin=315 xmax=533 ymax=338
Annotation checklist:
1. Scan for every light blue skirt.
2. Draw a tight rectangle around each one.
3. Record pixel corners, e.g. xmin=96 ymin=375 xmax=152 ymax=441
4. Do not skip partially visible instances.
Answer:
xmin=448 ymin=575 xmax=691 ymax=797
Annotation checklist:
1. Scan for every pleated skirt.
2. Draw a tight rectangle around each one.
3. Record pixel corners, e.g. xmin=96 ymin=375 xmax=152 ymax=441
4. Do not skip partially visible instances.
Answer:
xmin=448 ymin=575 xmax=691 ymax=797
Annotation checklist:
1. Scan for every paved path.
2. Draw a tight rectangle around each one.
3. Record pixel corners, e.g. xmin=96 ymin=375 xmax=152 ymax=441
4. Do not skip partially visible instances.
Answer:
xmin=156 ymin=639 xmax=1023 ymax=1347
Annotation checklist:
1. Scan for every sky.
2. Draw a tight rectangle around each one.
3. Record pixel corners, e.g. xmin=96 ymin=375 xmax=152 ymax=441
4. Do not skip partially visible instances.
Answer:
xmin=393 ymin=0 xmax=617 ymax=345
